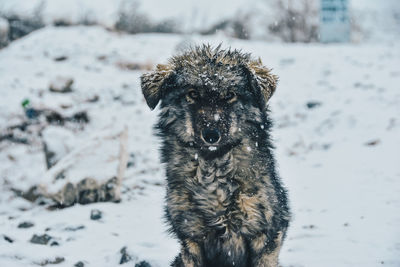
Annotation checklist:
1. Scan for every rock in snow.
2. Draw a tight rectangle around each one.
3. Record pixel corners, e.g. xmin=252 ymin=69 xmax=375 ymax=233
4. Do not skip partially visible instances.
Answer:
xmin=17 ymin=221 xmax=35 ymax=229
xmin=74 ymin=261 xmax=85 ymax=267
xmin=30 ymin=234 xmax=52 ymax=245
xmin=49 ymin=76 xmax=74 ymax=93
xmin=37 ymin=127 xmax=128 ymax=207
xmin=90 ymin=209 xmax=102 ymax=220
xmin=119 ymin=246 xmax=134 ymax=264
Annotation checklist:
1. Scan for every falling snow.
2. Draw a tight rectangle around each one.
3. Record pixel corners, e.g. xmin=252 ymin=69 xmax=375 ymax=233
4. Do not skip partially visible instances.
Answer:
xmin=0 ymin=3 xmax=399 ymax=266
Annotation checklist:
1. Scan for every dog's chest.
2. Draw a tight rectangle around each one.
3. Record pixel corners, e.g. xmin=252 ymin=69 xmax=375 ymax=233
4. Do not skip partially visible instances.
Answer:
xmin=196 ymin=174 xmax=238 ymax=213
xmin=192 ymin=154 xmax=259 ymax=231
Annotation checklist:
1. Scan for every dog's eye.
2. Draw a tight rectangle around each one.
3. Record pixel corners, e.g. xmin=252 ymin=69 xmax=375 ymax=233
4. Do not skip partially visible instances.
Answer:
xmin=187 ymin=90 xmax=199 ymax=101
xmin=224 ymin=91 xmax=236 ymax=102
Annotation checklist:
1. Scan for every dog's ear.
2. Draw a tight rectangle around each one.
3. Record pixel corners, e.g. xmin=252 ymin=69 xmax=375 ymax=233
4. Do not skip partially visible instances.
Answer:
xmin=245 ymin=59 xmax=278 ymax=106
xmin=141 ymin=64 xmax=174 ymax=110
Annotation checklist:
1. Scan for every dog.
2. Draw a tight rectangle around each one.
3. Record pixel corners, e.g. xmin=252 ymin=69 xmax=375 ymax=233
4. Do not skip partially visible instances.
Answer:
xmin=141 ymin=45 xmax=290 ymax=267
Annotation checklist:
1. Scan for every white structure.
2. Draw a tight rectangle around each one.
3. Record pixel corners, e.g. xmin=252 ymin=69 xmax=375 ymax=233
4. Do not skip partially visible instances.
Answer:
xmin=320 ymin=0 xmax=350 ymax=42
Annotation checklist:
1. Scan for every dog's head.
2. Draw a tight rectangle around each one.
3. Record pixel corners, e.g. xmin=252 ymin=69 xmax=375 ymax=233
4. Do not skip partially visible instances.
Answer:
xmin=141 ymin=45 xmax=278 ymax=156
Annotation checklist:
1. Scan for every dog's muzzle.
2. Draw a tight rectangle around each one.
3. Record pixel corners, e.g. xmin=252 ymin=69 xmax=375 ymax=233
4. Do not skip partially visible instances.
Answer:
xmin=201 ymin=128 xmax=221 ymax=144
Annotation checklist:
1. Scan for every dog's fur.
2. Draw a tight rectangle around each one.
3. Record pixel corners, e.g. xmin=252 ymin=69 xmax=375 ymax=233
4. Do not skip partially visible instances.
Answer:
xmin=141 ymin=45 xmax=290 ymax=267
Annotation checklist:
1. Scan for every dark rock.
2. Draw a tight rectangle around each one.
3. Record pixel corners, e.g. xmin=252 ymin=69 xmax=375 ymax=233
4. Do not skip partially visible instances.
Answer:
xmin=365 ymin=139 xmax=380 ymax=146
xmin=0 ymin=133 xmax=29 ymax=145
xmin=30 ymin=234 xmax=52 ymax=245
xmin=13 ymin=186 xmax=41 ymax=202
xmin=18 ymin=221 xmax=34 ymax=228
xmin=64 ymin=225 xmax=85 ymax=232
xmin=90 ymin=209 xmax=102 ymax=220
xmin=53 ymin=20 xmax=71 ymax=27
xmin=100 ymin=176 xmax=120 ymax=202
xmin=78 ymin=178 xmax=99 ymax=204
xmin=64 ymin=225 xmax=85 ymax=231
xmin=54 ymin=56 xmax=68 ymax=62
xmin=69 ymin=111 xmax=90 ymax=124
xmin=3 ymin=235 xmax=14 ymax=243
xmin=44 ymin=110 xmax=65 ymax=125
xmin=58 ymin=182 xmax=77 ymax=207
xmin=51 ymin=257 xmax=65 ymax=264
xmin=48 ymin=177 xmax=121 ymax=208
xmin=127 ymin=153 xmax=135 ymax=168
xmin=120 ymin=246 xmax=133 ymax=264
xmin=74 ymin=261 xmax=85 ymax=267
xmin=55 ymin=172 xmax=65 ymax=180
xmin=38 ymin=257 xmax=65 ymax=265
xmin=50 ymin=241 xmax=59 ymax=246
xmin=135 ymin=261 xmax=151 ymax=267
xmin=306 ymin=101 xmax=322 ymax=109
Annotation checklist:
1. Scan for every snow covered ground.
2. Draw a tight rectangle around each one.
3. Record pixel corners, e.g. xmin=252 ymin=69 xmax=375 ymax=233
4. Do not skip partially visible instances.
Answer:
xmin=0 ymin=26 xmax=399 ymax=266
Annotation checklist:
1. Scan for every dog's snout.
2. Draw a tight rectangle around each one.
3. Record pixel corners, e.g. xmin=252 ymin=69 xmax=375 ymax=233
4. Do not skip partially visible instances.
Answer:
xmin=201 ymin=128 xmax=221 ymax=144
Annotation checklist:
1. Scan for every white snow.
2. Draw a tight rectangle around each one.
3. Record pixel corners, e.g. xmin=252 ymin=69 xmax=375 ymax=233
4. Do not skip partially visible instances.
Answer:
xmin=40 ymin=126 xmax=126 ymax=195
xmin=0 ymin=22 xmax=399 ymax=267
xmin=208 ymin=146 xmax=217 ymax=151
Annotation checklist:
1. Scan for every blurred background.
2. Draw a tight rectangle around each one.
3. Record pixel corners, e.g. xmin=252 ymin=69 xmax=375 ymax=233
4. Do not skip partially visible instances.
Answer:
xmin=0 ymin=0 xmax=399 ymax=45
xmin=0 ymin=1 xmax=399 ymax=267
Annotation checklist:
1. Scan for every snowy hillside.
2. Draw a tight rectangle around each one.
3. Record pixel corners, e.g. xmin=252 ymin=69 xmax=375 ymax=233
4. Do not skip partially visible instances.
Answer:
xmin=0 ymin=0 xmax=399 ymax=41
xmin=0 ymin=26 xmax=399 ymax=266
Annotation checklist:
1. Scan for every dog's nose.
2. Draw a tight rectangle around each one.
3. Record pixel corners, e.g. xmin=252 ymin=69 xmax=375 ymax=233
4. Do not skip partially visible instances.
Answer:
xmin=201 ymin=128 xmax=221 ymax=144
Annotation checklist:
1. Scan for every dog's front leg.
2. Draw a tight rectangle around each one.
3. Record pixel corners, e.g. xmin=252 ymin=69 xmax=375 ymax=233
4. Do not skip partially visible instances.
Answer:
xmin=171 ymin=239 xmax=203 ymax=267
xmin=250 ymin=231 xmax=283 ymax=267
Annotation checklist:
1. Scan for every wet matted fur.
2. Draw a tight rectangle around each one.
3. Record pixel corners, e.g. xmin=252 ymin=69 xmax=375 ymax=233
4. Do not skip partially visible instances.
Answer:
xmin=141 ymin=45 xmax=290 ymax=267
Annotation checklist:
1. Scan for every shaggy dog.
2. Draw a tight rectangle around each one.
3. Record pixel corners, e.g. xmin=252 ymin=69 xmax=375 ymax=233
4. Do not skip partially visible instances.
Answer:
xmin=141 ymin=45 xmax=290 ymax=267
